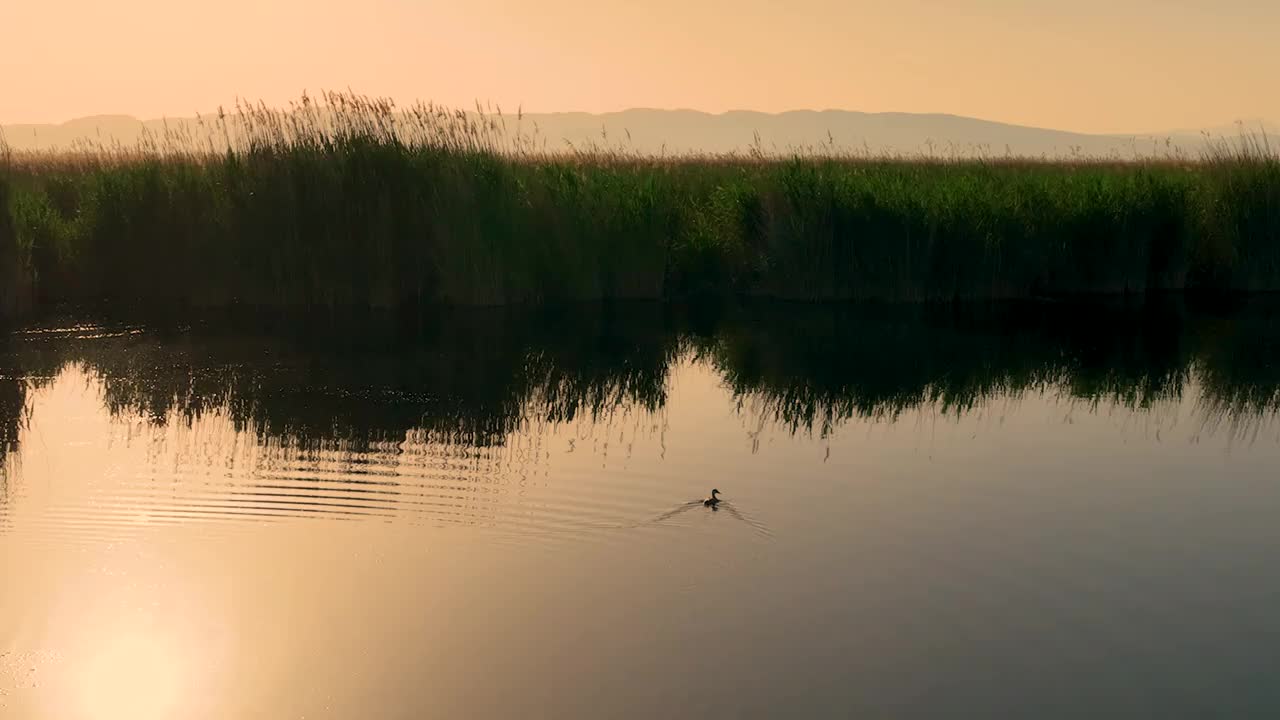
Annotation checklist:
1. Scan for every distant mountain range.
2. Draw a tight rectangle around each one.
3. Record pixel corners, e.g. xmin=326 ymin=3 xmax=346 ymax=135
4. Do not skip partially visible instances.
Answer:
xmin=2 ymin=109 xmax=1274 ymax=158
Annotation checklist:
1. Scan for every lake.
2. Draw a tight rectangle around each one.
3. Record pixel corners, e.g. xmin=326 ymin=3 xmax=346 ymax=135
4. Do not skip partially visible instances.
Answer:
xmin=3 ymin=299 xmax=1280 ymax=718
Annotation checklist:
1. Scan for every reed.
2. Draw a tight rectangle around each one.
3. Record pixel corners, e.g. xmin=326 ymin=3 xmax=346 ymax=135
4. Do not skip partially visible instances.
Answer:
xmin=1 ymin=92 xmax=1277 ymax=314
xmin=0 ymin=178 xmax=34 ymax=322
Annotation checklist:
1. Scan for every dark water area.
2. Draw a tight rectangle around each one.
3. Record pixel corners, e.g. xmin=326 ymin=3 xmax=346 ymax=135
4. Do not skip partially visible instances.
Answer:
xmin=3 ymin=297 xmax=1280 ymax=718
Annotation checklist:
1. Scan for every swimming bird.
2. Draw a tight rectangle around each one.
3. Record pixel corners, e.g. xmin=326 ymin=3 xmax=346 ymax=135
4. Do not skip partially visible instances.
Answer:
xmin=703 ymin=488 xmax=722 ymax=507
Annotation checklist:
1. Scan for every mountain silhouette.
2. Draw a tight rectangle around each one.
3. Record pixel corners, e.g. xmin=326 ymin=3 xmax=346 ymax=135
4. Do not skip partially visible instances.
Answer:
xmin=0 ymin=108 xmax=1254 ymax=158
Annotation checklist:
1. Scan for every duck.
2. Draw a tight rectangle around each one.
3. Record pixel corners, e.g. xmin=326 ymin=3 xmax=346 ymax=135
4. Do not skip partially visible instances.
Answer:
xmin=703 ymin=488 xmax=722 ymax=507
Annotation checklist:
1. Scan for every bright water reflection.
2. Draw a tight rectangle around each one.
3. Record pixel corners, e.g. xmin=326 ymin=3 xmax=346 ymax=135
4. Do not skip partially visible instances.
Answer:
xmin=3 ymin=300 xmax=1280 ymax=718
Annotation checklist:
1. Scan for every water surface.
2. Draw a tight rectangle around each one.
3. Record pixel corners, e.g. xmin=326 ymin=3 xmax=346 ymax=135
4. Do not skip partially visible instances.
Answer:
xmin=3 ymin=300 xmax=1280 ymax=718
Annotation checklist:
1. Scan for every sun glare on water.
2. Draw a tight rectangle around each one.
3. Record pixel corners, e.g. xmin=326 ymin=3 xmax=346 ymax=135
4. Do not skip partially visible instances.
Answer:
xmin=67 ymin=623 xmax=188 ymax=720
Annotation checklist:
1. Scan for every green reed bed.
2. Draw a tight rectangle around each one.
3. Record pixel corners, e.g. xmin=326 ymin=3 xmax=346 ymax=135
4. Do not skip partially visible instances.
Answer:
xmin=1 ymin=93 xmax=1278 ymax=315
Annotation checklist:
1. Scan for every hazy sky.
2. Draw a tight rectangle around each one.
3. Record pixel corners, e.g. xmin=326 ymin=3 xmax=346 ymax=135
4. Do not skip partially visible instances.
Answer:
xmin=2 ymin=0 xmax=1277 ymax=132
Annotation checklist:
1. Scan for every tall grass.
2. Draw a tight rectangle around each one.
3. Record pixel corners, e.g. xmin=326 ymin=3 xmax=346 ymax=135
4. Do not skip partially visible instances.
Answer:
xmin=0 ymin=175 xmax=34 ymax=322
xmin=1 ymin=92 xmax=1278 ymax=314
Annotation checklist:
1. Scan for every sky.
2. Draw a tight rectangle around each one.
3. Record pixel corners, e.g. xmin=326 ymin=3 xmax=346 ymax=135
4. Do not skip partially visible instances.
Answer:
xmin=2 ymin=0 xmax=1277 ymax=133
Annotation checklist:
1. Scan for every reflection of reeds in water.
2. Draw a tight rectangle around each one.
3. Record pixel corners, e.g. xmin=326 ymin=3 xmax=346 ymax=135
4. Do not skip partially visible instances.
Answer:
xmin=700 ymin=301 xmax=1198 ymax=436
xmin=0 ymin=306 xmax=674 ymax=449
xmin=0 ymin=369 xmax=43 ymax=502
xmin=128 ymin=411 xmax=535 ymax=529
xmin=1187 ymin=308 xmax=1280 ymax=442
xmin=1 ymin=371 xmax=674 ymax=544
xmin=0 ymin=307 xmax=681 ymax=541
xmin=3 ymin=298 xmax=1280 ymax=533
xmin=4 ymin=301 xmax=1280 ymax=443
xmin=0 ymin=378 xmax=26 ymax=455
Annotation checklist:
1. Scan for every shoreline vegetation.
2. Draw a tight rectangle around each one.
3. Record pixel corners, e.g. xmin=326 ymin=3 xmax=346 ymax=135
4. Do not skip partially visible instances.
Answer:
xmin=2 ymin=92 xmax=1278 ymax=320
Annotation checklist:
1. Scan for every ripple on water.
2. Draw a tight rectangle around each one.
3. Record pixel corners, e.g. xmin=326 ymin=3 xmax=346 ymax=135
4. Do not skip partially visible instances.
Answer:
xmin=0 ymin=363 xmax=772 ymax=548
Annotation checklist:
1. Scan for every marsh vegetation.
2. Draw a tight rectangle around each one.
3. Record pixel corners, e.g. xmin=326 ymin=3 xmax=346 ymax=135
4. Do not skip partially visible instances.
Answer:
xmin=1 ymin=93 xmax=1277 ymax=319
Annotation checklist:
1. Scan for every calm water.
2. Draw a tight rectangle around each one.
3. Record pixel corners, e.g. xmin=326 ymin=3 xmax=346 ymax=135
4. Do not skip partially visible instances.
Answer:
xmin=3 ymin=300 xmax=1280 ymax=719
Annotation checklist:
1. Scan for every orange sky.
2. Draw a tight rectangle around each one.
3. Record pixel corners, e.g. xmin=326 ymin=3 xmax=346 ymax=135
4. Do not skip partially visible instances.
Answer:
xmin=2 ymin=0 xmax=1277 ymax=133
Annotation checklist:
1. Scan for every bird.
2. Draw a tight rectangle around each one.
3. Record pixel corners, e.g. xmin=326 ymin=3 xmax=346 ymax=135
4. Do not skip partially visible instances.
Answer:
xmin=703 ymin=488 xmax=722 ymax=507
